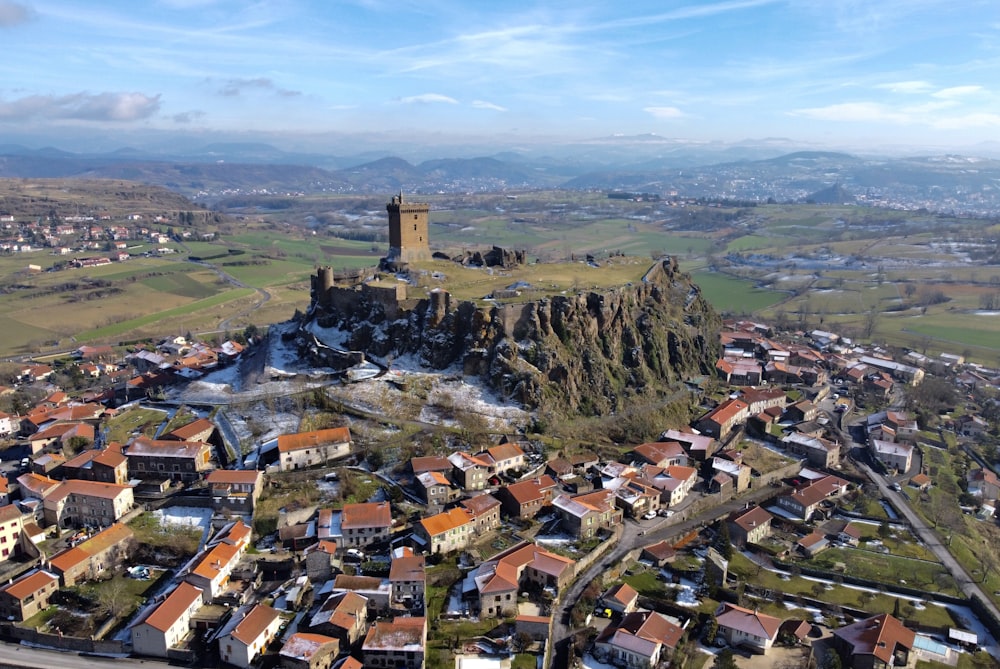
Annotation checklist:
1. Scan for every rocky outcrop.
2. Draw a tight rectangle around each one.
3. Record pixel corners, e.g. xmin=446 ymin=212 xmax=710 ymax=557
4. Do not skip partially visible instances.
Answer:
xmin=306 ymin=257 xmax=721 ymax=414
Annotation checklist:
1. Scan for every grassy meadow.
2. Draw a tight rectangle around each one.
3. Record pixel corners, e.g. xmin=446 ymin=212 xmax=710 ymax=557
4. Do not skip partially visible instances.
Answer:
xmin=3 ymin=188 xmax=999 ymax=362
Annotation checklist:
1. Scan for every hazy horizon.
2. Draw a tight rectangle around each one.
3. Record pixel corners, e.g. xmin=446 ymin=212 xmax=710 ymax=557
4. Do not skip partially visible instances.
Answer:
xmin=2 ymin=0 xmax=1000 ymax=157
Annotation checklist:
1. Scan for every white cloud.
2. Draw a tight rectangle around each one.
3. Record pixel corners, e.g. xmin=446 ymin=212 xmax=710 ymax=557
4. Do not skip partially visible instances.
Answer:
xmin=932 ymin=112 xmax=1000 ymax=129
xmin=791 ymin=99 xmax=1000 ymax=131
xmin=791 ymin=102 xmax=908 ymax=123
xmin=932 ymin=85 xmax=983 ymax=99
xmin=644 ymin=106 xmax=685 ymax=120
xmin=0 ymin=92 xmax=161 ymax=122
xmin=0 ymin=1 xmax=33 ymax=27
xmin=471 ymin=100 xmax=507 ymax=112
xmin=875 ymin=80 xmax=934 ymax=94
xmin=397 ymin=93 xmax=459 ymax=105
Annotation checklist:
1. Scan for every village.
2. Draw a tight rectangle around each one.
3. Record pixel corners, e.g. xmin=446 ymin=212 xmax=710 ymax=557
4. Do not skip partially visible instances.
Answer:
xmin=0 ymin=300 xmax=996 ymax=669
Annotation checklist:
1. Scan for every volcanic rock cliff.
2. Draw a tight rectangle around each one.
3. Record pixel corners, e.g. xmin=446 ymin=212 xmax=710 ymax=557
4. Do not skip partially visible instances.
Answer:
xmin=307 ymin=257 xmax=721 ymax=414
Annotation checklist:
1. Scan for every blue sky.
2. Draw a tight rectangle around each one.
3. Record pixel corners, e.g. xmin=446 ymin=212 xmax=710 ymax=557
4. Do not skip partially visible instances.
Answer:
xmin=1 ymin=0 xmax=999 ymax=152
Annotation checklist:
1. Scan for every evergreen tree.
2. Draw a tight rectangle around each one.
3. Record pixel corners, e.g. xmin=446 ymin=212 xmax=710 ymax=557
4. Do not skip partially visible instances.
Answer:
xmin=704 ymin=616 xmax=718 ymax=645
xmin=714 ymin=520 xmax=734 ymax=559
xmin=712 ymin=649 xmax=737 ymax=669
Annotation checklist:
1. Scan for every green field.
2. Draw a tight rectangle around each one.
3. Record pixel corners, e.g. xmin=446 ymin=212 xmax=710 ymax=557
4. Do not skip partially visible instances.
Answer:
xmin=4 ymin=190 xmax=1000 ymax=359
xmin=690 ymin=271 xmax=787 ymax=313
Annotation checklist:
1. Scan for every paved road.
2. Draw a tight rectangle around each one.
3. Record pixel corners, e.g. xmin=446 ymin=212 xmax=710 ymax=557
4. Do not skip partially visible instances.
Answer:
xmin=550 ymin=484 xmax=784 ymax=668
xmin=858 ymin=459 xmax=1000 ymax=622
xmin=0 ymin=642 xmax=146 ymax=669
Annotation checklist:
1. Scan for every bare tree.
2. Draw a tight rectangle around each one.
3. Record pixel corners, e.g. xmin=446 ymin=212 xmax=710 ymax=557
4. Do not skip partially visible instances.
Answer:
xmin=96 ymin=576 xmax=133 ymax=620
xmin=863 ymin=306 xmax=879 ymax=339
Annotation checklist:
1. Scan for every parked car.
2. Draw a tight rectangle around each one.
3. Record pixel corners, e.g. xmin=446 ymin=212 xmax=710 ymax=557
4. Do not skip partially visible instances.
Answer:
xmin=642 ymin=510 xmax=657 ymax=520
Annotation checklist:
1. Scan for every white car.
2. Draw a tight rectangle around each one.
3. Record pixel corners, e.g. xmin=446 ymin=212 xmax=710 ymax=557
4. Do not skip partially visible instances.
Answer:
xmin=642 ymin=510 xmax=657 ymax=520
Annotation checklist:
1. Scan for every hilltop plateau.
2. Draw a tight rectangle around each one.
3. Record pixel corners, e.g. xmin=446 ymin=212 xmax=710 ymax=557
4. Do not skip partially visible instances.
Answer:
xmin=304 ymin=256 xmax=721 ymax=415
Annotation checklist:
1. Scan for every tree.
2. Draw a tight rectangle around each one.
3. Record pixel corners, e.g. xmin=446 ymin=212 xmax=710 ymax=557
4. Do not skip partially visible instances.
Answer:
xmin=95 ymin=576 xmax=133 ymax=620
xmin=863 ymin=305 xmax=879 ymax=339
xmin=65 ymin=435 xmax=91 ymax=456
xmin=823 ymin=648 xmax=843 ymax=669
xmin=714 ymin=520 xmax=734 ymax=559
xmin=704 ymin=616 xmax=719 ymax=645
xmin=712 ymin=649 xmax=738 ymax=669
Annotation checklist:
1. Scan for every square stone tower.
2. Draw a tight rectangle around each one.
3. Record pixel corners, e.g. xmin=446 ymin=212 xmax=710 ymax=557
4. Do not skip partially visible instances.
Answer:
xmin=386 ymin=192 xmax=430 ymax=263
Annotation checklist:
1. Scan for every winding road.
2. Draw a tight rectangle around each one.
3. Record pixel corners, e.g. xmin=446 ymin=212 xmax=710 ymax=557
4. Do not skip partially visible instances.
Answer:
xmin=550 ymin=484 xmax=787 ymax=669
xmin=187 ymin=257 xmax=272 ymax=334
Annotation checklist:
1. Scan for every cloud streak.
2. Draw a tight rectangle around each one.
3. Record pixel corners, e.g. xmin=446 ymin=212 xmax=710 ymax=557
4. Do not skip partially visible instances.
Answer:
xmin=217 ymin=78 xmax=301 ymax=98
xmin=0 ymin=92 xmax=161 ymax=122
xmin=644 ymin=106 xmax=685 ymax=120
xmin=472 ymin=100 xmax=506 ymax=111
xmin=397 ymin=93 xmax=459 ymax=105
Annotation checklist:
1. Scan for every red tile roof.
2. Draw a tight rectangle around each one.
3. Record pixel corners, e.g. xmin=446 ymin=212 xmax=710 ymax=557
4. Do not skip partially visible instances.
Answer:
xmin=277 ymin=427 xmax=352 ymax=453
xmin=833 ymin=614 xmax=915 ymax=664
xmin=729 ymin=505 xmax=773 ymax=532
xmin=48 ymin=523 xmax=134 ymax=573
xmin=389 ymin=555 xmax=426 ymax=583
xmin=47 ymin=479 xmax=132 ymax=503
xmin=0 ymin=569 xmax=58 ymax=601
xmin=363 ymin=616 xmax=425 ymax=651
xmin=341 ymin=501 xmax=391 ymax=529
xmin=206 ymin=469 xmax=262 ymax=485
xmin=716 ymin=603 xmax=781 ymax=641
xmin=420 ymin=507 xmax=472 ymax=537
xmin=165 ymin=418 xmax=215 ymax=441
xmin=279 ymin=633 xmax=338 ymax=661
xmin=191 ymin=541 xmax=240 ymax=580
xmin=228 ymin=604 xmax=280 ymax=645
xmin=141 ymin=582 xmax=203 ymax=632
xmin=63 ymin=447 xmax=127 ymax=470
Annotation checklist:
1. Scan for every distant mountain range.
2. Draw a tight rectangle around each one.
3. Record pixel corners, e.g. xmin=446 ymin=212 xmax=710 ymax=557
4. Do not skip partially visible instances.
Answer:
xmin=2 ymin=138 xmax=1000 ymax=213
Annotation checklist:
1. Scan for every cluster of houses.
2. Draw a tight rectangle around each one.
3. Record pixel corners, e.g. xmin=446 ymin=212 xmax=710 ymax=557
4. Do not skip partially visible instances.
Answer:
xmin=0 ymin=338 xmax=247 ymax=433
xmin=0 ymin=213 xmax=212 ymax=257
xmin=0 ymin=308 xmax=996 ymax=668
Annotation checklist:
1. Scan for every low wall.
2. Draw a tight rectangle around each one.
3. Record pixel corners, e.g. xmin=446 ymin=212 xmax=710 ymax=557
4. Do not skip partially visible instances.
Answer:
xmin=572 ymin=524 xmax=624 ymax=577
xmin=0 ymin=624 xmax=125 ymax=655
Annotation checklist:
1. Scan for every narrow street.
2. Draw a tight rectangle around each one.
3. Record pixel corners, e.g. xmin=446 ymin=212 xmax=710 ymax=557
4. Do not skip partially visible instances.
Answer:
xmin=0 ymin=643 xmax=145 ymax=669
xmin=550 ymin=484 xmax=784 ymax=669
xmin=857 ymin=460 xmax=1000 ymax=623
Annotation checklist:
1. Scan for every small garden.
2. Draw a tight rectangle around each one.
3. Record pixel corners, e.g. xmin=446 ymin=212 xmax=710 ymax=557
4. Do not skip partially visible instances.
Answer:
xmin=24 ymin=569 xmax=166 ymax=638
xmin=127 ymin=513 xmax=202 ymax=566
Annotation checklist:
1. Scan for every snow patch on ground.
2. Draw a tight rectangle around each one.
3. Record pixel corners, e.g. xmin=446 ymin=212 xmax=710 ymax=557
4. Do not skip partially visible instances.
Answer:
xmin=173 ymin=319 xmax=531 ymax=436
xmin=153 ymin=506 xmax=214 ymax=545
xmin=661 ymin=571 xmax=701 ymax=607
xmin=580 ymin=653 xmax=617 ymax=669
xmin=534 ymin=533 xmax=575 ymax=545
